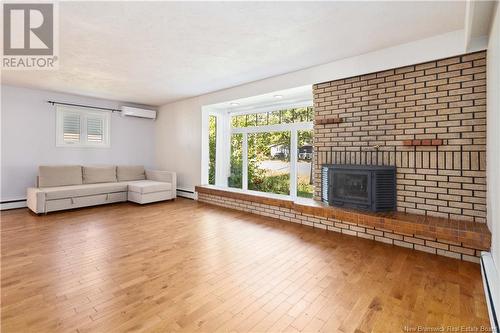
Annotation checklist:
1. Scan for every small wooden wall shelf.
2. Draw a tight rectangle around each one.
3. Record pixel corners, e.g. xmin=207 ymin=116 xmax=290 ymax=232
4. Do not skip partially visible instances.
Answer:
xmin=316 ymin=117 xmax=343 ymax=125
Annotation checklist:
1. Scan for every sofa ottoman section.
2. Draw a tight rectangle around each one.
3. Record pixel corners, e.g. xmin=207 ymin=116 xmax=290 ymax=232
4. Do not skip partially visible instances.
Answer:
xmin=127 ymin=179 xmax=174 ymax=204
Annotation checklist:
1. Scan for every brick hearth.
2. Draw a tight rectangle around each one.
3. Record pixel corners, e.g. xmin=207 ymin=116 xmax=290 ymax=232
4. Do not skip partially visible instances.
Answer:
xmin=196 ymin=186 xmax=490 ymax=263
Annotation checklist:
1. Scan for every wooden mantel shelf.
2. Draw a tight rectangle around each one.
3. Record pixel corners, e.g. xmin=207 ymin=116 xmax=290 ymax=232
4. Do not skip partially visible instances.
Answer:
xmin=403 ymin=139 xmax=444 ymax=146
xmin=315 ymin=117 xmax=343 ymax=125
xmin=195 ymin=185 xmax=491 ymax=250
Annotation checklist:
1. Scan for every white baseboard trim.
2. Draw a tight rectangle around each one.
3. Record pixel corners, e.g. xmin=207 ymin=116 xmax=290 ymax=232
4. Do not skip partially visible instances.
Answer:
xmin=176 ymin=189 xmax=197 ymax=200
xmin=480 ymin=252 xmax=499 ymax=331
xmin=1 ymin=200 xmax=27 ymax=210
xmin=1 ymin=190 xmax=198 ymax=210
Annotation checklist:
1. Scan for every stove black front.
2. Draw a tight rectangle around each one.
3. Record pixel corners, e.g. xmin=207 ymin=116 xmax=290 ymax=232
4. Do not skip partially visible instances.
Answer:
xmin=321 ymin=164 xmax=396 ymax=212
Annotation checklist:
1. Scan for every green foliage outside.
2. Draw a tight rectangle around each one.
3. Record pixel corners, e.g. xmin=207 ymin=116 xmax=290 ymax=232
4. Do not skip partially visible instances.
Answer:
xmin=228 ymin=107 xmax=314 ymax=198
xmin=228 ymin=134 xmax=243 ymax=188
xmin=211 ymin=107 xmax=314 ymax=198
xmin=208 ymin=115 xmax=216 ymax=185
xmin=296 ymin=129 xmax=314 ymax=198
xmin=247 ymin=131 xmax=291 ymax=195
xmin=231 ymin=107 xmax=313 ymax=128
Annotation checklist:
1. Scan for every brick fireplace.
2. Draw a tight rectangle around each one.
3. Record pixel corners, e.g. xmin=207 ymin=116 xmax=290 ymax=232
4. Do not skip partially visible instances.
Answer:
xmin=197 ymin=51 xmax=490 ymax=262
xmin=313 ymin=51 xmax=486 ymax=223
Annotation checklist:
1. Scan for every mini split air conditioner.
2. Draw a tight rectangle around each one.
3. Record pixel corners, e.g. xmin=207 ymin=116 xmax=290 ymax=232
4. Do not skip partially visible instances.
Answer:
xmin=121 ymin=106 xmax=157 ymax=119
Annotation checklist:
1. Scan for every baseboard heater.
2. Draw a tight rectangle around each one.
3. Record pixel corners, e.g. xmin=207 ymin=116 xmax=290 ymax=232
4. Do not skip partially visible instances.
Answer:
xmin=1 ymin=190 xmax=196 ymax=209
xmin=1 ymin=199 xmax=27 ymax=210
xmin=176 ymin=189 xmax=196 ymax=200
xmin=480 ymin=252 xmax=499 ymax=332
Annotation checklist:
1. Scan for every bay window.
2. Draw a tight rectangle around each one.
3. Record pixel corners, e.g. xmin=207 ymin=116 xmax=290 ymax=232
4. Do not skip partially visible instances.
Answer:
xmin=203 ymin=106 xmax=314 ymax=199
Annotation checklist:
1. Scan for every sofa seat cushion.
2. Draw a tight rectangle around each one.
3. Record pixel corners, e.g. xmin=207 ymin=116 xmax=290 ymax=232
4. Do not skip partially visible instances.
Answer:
xmin=42 ymin=182 xmax=128 ymax=200
xmin=127 ymin=180 xmax=172 ymax=194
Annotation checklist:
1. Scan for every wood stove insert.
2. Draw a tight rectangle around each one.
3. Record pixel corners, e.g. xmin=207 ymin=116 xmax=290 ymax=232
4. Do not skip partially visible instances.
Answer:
xmin=321 ymin=164 xmax=396 ymax=212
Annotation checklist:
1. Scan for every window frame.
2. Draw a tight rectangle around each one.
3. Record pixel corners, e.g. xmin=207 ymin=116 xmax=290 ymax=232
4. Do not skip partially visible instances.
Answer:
xmin=56 ymin=106 xmax=111 ymax=148
xmin=208 ymin=115 xmax=217 ymax=185
xmin=202 ymin=103 xmax=314 ymax=199
xmin=232 ymin=120 xmax=313 ymax=198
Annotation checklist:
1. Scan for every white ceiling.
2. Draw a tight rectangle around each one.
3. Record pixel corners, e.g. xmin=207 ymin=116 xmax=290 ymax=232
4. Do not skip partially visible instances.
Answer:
xmin=206 ymin=85 xmax=313 ymax=114
xmin=2 ymin=1 xmax=467 ymax=106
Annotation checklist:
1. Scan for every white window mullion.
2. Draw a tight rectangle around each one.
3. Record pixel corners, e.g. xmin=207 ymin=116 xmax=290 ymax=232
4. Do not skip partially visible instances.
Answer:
xmin=215 ymin=112 xmax=230 ymax=187
xmin=201 ymin=110 xmax=210 ymax=185
xmin=290 ymin=129 xmax=298 ymax=199
xmin=221 ymin=113 xmax=231 ymax=187
xmin=242 ymin=133 xmax=248 ymax=190
xmin=81 ymin=114 xmax=87 ymax=145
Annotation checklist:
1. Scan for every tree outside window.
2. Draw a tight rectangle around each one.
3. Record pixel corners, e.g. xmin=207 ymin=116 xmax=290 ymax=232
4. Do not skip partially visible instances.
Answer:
xmin=208 ymin=115 xmax=217 ymax=185
xmin=227 ymin=107 xmax=314 ymax=197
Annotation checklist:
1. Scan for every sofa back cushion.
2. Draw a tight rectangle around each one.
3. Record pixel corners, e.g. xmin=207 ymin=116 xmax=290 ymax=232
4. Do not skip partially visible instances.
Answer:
xmin=83 ymin=165 xmax=117 ymax=184
xmin=39 ymin=165 xmax=83 ymax=187
xmin=117 ymin=165 xmax=145 ymax=182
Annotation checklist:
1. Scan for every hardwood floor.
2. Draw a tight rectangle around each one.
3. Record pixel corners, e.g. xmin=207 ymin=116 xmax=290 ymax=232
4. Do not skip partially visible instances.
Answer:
xmin=1 ymin=198 xmax=490 ymax=333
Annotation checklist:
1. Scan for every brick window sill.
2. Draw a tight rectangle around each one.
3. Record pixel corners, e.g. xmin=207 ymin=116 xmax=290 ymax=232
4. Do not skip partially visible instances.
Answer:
xmin=195 ymin=185 xmax=491 ymax=250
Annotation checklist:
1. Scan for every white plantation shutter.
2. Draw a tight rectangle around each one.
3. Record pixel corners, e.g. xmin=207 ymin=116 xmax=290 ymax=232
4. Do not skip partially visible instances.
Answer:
xmin=86 ymin=116 xmax=104 ymax=143
xmin=62 ymin=113 xmax=81 ymax=143
xmin=56 ymin=106 xmax=110 ymax=147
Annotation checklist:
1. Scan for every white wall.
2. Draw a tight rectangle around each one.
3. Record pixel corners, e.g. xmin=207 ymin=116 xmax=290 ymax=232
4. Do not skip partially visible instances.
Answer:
xmin=156 ymin=30 xmax=486 ymax=192
xmin=487 ymin=4 xmax=500 ymax=270
xmin=156 ymin=97 xmax=203 ymax=192
xmin=1 ymin=85 xmax=156 ymax=202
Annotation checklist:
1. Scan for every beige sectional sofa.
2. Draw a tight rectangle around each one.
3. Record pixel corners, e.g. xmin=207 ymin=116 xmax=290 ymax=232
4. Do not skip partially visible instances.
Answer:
xmin=27 ymin=165 xmax=176 ymax=214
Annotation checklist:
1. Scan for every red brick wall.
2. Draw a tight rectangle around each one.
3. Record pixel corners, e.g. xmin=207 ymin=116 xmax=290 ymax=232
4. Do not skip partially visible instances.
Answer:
xmin=313 ymin=51 xmax=487 ymax=222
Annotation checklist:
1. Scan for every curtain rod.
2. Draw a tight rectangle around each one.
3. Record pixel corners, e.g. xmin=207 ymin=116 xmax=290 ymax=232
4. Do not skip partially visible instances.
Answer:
xmin=47 ymin=100 xmax=121 ymax=113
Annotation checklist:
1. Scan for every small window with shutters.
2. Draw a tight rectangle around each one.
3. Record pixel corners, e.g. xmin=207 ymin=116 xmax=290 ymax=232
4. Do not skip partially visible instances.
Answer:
xmin=56 ymin=106 xmax=110 ymax=147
